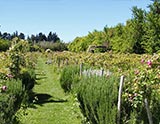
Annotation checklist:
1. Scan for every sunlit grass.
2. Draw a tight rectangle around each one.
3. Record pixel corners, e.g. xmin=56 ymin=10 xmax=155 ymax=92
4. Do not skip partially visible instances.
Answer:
xmin=20 ymin=57 xmax=82 ymax=124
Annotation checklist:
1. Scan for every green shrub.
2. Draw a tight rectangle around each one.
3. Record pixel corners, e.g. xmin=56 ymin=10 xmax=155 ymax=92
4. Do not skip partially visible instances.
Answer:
xmin=0 ymin=79 xmax=24 ymax=124
xmin=76 ymin=75 xmax=119 ymax=124
xmin=60 ymin=65 xmax=80 ymax=92
xmin=20 ymin=69 xmax=36 ymax=91
xmin=38 ymin=41 xmax=68 ymax=51
xmin=30 ymin=44 xmax=42 ymax=52
xmin=121 ymin=54 xmax=160 ymax=124
xmin=0 ymin=39 xmax=11 ymax=51
xmin=0 ymin=38 xmax=36 ymax=124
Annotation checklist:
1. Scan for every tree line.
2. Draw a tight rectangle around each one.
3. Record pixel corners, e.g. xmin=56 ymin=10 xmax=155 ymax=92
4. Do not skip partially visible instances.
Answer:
xmin=0 ymin=31 xmax=69 ymax=52
xmin=0 ymin=31 xmax=60 ymax=43
xmin=68 ymin=1 xmax=160 ymax=54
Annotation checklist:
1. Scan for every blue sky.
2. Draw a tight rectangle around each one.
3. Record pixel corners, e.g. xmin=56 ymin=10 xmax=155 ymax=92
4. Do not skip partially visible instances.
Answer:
xmin=0 ymin=0 xmax=152 ymax=42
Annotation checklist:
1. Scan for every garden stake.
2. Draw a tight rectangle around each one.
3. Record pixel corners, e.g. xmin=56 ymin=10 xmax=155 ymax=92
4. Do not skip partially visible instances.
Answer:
xmin=117 ymin=75 xmax=124 ymax=124
xmin=144 ymin=98 xmax=153 ymax=124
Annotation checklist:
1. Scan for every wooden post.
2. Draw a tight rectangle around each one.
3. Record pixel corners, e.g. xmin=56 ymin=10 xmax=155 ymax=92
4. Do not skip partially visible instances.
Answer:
xmin=66 ymin=59 xmax=68 ymax=65
xmin=117 ymin=75 xmax=124 ymax=124
xmin=58 ymin=58 xmax=60 ymax=67
xmin=144 ymin=98 xmax=153 ymax=124
xmin=80 ymin=63 xmax=83 ymax=77
xmin=101 ymin=68 xmax=104 ymax=76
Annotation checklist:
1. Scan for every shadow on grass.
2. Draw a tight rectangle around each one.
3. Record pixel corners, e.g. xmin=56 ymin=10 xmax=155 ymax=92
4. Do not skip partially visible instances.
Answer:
xmin=36 ymin=76 xmax=47 ymax=80
xmin=29 ymin=93 xmax=68 ymax=108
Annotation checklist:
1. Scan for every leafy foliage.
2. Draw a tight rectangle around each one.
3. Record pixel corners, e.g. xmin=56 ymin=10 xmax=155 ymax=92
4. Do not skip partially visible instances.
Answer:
xmin=122 ymin=53 xmax=160 ymax=124
xmin=68 ymin=1 xmax=160 ymax=54
xmin=38 ymin=41 xmax=68 ymax=51
xmin=55 ymin=51 xmax=159 ymax=123
xmin=0 ymin=39 xmax=11 ymax=51
xmin=0 ymin=79 xmax=24 ymax=124
xmin=0 ymin=38 xmax=37 ymax=124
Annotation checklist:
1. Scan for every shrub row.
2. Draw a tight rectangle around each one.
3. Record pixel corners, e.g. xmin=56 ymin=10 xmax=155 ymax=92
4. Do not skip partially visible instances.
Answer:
xmin=38 ymin=41 xmax=68 ymax=51
xmin=0 ymin=69 xmax=36 ymax=124
xmin=60 ymin=56 xmax=160 ymax=124
xmin=60 ymin=65 xmax=119 ymax=123
xmin=0 ymin=38 xmax=37 ymax=124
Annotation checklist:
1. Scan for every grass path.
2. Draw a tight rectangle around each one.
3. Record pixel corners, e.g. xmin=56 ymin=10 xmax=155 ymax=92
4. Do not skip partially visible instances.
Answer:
xmin=20 ymin=57 xmax=82 ymax=124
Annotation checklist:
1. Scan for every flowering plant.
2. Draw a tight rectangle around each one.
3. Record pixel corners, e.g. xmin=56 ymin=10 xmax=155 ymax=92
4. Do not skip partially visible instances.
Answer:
xmin=121 ymin=54 xmax=160 ymax=123
xmin=125 ymin=54 xmax=160 ymax=108
xmin=1 ymin=85 xmax=7 ymax=92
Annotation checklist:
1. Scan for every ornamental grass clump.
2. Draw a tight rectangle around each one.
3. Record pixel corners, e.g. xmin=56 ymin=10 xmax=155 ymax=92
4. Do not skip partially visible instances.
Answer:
xmin=76 ymin=75 xmax=119 ymax=124
xmin=60 ymin=65 xmax=80 ymax=92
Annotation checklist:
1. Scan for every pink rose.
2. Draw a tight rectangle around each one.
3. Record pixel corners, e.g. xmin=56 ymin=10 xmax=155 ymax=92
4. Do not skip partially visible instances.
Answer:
xmin=1 ymin=86 xmax=7 ymax=91
xmin=147 ymin=60 xmax=152 ymax=67
xmin=134 ymin=93 xmax=138 ymax=97
xmin=141 ymin=59 xmax=145 ymax=63
xmin=135 ymin=70 xmax=140 ymax=75
xmin=6 ymin=74 xmax=13 ymax=78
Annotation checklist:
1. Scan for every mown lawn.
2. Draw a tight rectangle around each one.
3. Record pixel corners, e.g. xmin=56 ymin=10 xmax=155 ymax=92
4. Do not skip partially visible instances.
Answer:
xmin=20 ymin=57 xmax=82 ymax=124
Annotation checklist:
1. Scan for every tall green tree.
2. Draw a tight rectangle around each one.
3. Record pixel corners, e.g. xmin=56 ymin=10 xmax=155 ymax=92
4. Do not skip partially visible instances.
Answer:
xmin=19 ymin=32 xmax=25 ymax=39
xmin=110 ymin=23 xmax=128 ymax=53
xmin=131 ymin=6 xmax=146 ymax=54
xmin=143 ymin=1 xmax=160 ymax=53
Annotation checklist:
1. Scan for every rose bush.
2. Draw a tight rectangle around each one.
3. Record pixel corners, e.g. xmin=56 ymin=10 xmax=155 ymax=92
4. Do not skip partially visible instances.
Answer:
xmin=122 ymin=53 xmax=160 ymax=123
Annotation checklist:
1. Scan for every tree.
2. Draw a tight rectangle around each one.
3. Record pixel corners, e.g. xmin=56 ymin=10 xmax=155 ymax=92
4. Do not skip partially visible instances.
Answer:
xmin=19 ymin=32 xmax=25 ymax=39
xmin=110 ymin=23 xmax=128 ymax=53
xmin=38 ymin=32 xmax=43 ymax=41
xmin=131 ymin=6 xmax=146 ymax=54
xmin=0 ymin=32 xmax=2 ymax=37
xmin=30 ymin=34 xmax=36 ymax=43
xmin=2 ymin=32 xmax=11 ymax=40
xmin=143 ymin=1 xmax=160 ymax=53
xmin=47 ymin=32 xmax=60 ymax=42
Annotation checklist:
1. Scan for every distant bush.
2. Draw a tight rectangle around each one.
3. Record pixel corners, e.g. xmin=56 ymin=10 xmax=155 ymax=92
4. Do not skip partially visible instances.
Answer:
xmin=60 ymin=65 xmax=80 ymax=92
xmin=0 ymin=39 xmax=11 ymax=51
xmin=38 ymin=41 xmax=68 ymax=51
xmin=30 ymin=44 xmax=42 ymax=52
xmin=76 ymin=75 xmax=119 ymax=124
